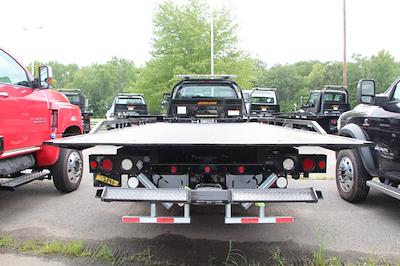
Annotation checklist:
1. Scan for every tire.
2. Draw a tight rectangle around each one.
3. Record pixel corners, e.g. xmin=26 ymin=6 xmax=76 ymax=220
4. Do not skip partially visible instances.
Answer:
xmin=336 ymin=149 xmax=370 ymax=202
xmin=51 ymin=148 xmax=83 ymax=193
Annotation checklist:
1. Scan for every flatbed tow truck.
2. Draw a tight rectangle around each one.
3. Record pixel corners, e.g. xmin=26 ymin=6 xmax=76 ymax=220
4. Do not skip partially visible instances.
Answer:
xmin=277 ymin=85 xmax=350 ymax=134
xmin=48 ymin=76 xmax=370 ymax=224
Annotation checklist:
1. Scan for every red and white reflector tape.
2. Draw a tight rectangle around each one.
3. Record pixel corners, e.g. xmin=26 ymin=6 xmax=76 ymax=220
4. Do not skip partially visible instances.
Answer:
xmin=225 ymin=216 xmax=294 ymax=224
xmin=122 ymin=216 xmax=190 ymax=224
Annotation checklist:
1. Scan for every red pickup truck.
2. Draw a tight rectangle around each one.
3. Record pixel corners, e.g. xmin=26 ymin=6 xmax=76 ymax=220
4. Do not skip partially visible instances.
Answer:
xmin=0 ymin=48 xmax=83 ymax=192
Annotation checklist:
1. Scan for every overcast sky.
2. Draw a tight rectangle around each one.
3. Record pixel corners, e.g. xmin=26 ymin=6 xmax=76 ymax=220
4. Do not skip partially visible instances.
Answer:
xmin=1 ymin=0 xmax=399 ymax=68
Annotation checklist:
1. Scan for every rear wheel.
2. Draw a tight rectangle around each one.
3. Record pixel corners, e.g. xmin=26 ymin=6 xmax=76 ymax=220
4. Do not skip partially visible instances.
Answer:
xmin=336 ymin=149 xmax=370 ymax=202
xmin=51 ymin=149 xmax=83 ymax=193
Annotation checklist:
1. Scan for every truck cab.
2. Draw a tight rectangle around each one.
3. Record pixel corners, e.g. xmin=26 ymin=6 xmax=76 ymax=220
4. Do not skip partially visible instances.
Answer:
xmin=0 ymin=48 xmax=83 ymax=192
xmin=106 ymin=93 xmax=147 ymax=120
xmin=246 ymin=88 xmax=280 ymax=116
xmin=301 ymin=85 xmax=350 ymax=115
xmin=58 ymin=89 xmax=91 ymax=133
xmin=279 ymin=85 xmax=350 ymax=133
xmin=336 ymin=78 xmax=400 ymax=201
xmin=167 ymin=75 xmax=247 ymax=120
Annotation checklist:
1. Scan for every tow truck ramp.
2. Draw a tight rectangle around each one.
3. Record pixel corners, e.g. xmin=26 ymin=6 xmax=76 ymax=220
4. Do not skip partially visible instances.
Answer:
xmin=98 ymin=173 xmax=320 ymax=224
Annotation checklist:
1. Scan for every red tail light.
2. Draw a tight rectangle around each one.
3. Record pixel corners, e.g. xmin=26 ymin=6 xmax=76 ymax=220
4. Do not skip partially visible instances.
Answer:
xmin=204 ymin=166 xmax=212 ymax=174
xmin=101 ymin=159 xmax=113 ymax=171
xmin=330 ymin=119 xmax=337 ymax=125
xmin=89 ymin=160 xmax=98 ymax=169
xmin=170 ymin=166 xmax=178 ymax=174
xmin=237 ymin=166 xmax=245 ymax=174
xmin=303 ymin=158 xmax=315 ymax=172
xmin=318 ymin=160 xmax=326 ymax=169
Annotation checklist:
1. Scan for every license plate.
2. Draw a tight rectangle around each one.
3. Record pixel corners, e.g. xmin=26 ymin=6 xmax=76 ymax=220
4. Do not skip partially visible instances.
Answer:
xmin=261 ymin=106 xmax=269 ymax=111
xmin=95 ymin=174 xmax=120 ymax=186
xmin=128 ymin=106 xmax=135 ymax=110
xmin=332 ymin=105 xmax=339 ymax=110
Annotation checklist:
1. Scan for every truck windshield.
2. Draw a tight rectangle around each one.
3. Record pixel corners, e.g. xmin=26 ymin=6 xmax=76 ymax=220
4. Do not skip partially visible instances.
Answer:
xmin=252 ymin=97 xmax=275 ymax=104
xmin=66 ymin=95 xmax=81 ymax=105
xmin=116 ymin=98 xmax=144 ymax=105
xmin=175 ymin=85 xmax=238 ymax=99
xmin=0 ymin=50 xmax=28 ymax=85
xmin=324 ymin=92 xmax=346 ymax=103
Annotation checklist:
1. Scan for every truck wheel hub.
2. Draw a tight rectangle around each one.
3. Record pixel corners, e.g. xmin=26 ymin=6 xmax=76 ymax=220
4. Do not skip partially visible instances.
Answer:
xmin=67 ymin=151 xmax=82 ymax=183
xmin=338 ymin=156 xmax=354 ymax=193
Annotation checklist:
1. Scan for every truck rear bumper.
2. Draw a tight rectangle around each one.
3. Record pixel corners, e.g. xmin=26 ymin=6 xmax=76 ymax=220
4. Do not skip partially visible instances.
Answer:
xmin=99 ymin=186 xmax=320 ymax=204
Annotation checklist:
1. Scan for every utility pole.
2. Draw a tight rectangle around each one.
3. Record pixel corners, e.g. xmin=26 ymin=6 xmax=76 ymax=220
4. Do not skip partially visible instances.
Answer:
xmin=210 ymin=12 xmax=214 ymax=75
xmin=22 ymin=26 xmax=44 ymax=76
xmin=342 ymin=0 xmax=347 ymax=87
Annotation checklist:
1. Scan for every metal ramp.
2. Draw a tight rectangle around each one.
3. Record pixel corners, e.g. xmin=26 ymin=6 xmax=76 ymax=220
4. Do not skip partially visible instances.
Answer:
xmin=100 ymin=187 xmax=319 ymax=204
xmin=100 ymin=185 xmax=319 ymax=224
xmin=0 ymin=170 xmax=50 ymax=191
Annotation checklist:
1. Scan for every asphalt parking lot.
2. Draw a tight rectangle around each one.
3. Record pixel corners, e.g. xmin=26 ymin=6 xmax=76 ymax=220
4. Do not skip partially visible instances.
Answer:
xmin=0 ymin=147 xmax=399 ymax=265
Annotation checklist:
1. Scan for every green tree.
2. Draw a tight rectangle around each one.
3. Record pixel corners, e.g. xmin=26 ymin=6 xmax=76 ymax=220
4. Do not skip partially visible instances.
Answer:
xmin=135 ymin=0 xmax=257 ymax=113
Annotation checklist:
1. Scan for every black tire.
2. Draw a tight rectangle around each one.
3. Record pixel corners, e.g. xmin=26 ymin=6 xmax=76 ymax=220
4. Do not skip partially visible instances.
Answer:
xmin=336 ymin=149 xmax=370 ymax=202
xmin=51 ymin=148 xmax=83 ymax=193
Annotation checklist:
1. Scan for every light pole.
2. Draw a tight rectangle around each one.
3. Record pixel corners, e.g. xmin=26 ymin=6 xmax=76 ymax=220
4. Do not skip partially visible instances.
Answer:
xmin=342 ymin=0 xmax=347 ymax=87
xmin=210 ymin=11 xmax=214 ymax=75
xmin=22 ymin=26 xmax=44 ymax=75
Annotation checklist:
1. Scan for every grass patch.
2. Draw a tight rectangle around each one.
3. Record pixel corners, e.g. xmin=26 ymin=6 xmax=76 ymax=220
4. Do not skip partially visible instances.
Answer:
xmin=20 ymin=240 xmax=41 ymax=252
xmin=271 ymin=247 xmax=286 ymax=266
xmin=39 ymin=240 xmax=91 ymax=257
xmin=95 ymin=244 xmax=113 ymax=262
xmin=224 ymin=240 xmax=249 ymax=266
xmin=122 ymin=247 xmax=174 ymax=265
xmin=0 ymin=234 xmax=16 ymax=248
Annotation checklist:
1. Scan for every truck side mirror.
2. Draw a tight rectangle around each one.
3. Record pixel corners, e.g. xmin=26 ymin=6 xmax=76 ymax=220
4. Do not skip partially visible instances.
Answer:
xmin=38 ymin=65 xmax=54 ymax=89
xmin=357 ymin=79 xmax=375 ymax=104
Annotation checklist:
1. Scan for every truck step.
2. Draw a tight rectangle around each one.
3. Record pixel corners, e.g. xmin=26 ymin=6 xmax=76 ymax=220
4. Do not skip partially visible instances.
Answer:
xmin=367 ymin=180 xmax=400 ymax=200
xmin=0 ymin=170 xmax=50 ymax=191
xmin=231 ymin=188 xmax=319 ymax=203
xmin=101 ymin=187 xmax=189 ymax=202
xmin=100 ymin=187 xmax=320 ymax=203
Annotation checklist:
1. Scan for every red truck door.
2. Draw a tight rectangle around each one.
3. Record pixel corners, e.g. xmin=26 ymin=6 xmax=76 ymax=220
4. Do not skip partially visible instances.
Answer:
xmin=0 ymin=49 xmax=49 ymax=157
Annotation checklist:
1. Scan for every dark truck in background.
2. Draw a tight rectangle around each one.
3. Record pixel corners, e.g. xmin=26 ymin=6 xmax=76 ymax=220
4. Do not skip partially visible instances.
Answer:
xmin=106 ymin=93 xmax=148 ymax=120
xmin=336 ymin=78 xmax=400 ymax=201
xmin=167 ymin=75 xmax=247 ymax=120
xmin=278 ymin=85 xmax=350 ymax=133
xmin=48 ymin=75 xmax=370 ymax=225
xmin=58 ymin=89 xmax=91 ymax=133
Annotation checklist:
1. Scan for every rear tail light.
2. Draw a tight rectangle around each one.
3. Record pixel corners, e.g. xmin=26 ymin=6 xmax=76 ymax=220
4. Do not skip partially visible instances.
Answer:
xmin=330 ymin=119 xmax=337 ymax=125
xmin=101 ymin=159 xmax=113 ymax=172
xmin=89 ymin=160 xmax=98 ymax=169
xmin=204 ymin=166 xmax=212 ymax=174
xmin=318 ymin=160 xmax=326 ymax=170
xmin=237 ymin=166 xmax=245 ymax=174
xmin=170 ymin=166 xmax=178 ymax=174
xmin=303 ymin=158 xmax=315 ymax=172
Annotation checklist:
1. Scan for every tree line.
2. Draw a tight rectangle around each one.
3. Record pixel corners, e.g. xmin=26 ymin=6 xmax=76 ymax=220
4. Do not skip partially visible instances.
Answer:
xmin=32 ymin=0 xmax=400 ymax=117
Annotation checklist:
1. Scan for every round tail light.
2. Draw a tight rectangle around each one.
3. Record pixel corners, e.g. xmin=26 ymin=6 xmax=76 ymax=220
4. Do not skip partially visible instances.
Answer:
xmin=303 ymin=158 xmax=315 ymax=172
xmin=101 ymin=159 xmax=113 ymax=172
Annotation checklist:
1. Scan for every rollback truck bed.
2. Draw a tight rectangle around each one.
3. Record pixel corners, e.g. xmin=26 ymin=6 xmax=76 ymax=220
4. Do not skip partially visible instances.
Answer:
xmin=48 ymin=76 xmax=370 ymax=224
